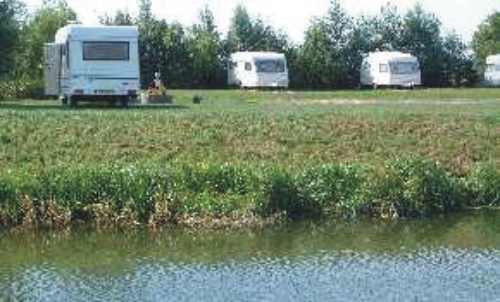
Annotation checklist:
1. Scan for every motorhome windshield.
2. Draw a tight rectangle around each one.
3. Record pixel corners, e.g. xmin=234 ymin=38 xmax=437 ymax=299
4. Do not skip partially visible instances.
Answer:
xmin=255 ymin=59 xmax=286 ymax=73
xmin=83 ymin=42 xmax=130 ymax=61
xmin=390 ymin=61 xmax=419 ymax=74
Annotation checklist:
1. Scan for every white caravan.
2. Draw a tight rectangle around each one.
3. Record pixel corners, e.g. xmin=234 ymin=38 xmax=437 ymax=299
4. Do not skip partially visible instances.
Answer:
xmin=228 ymin=52 xmax=289 ymax=88
xmin=360 ymin=51 xmax=421 ymax=88
xmin=485 ymin=54 xmax=500 ymax=86
xmin=44 ymin=25 xmax=140 ymax=106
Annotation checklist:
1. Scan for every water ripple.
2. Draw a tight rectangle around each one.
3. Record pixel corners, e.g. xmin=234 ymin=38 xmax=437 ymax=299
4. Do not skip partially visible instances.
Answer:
xmin=1 ymin=248 xmax=499 ymax=302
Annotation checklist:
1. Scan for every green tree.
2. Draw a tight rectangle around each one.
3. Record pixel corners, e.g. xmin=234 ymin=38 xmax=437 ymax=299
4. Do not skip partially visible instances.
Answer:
xmin=442 ymin=32 xmax=477 ymax=86
xmin=137 ymin=0 xmax=157 ymax=87
xmin=189 ymin=6 xmax=225 ymax=87
xmin=160 ymin=21 xmax=192 ymax=88
xmin=298 ymin=20 xmax=333 ymax=88
xmin=298 ymin=0 xmax=357 ymax=88
xmin=17 ymin=0 xmax=76 ymax=79
xmin=400 ymin=4 xmax=444 ymax=86
xmin=227 ymin=4 xmax=289 ymax=53
xmin=0 ymin=0 xmax=25 ymax=78
xmin=227 ymin=5 xmax=253 ymax=51
xmin=472 ymin=12 xmax=500 ymax=66
xmin=99 ymin=9 xmax=134 ymax=26
xmin=357 ymin=4 xmax=404 ymax=52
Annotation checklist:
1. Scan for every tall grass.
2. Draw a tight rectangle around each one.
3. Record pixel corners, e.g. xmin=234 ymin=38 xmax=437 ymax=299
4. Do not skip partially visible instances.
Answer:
xmin=0 ymin=158 xmax=498 ymax=229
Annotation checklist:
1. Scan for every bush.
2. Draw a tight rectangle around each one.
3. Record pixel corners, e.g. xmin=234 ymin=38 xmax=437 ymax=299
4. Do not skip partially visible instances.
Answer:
xmin=257 ymin=169 xmax=303 ymax=218
xmin=13 ymin=164 xmax=174 ymax=222
xmin=295 ymin=165 xmax=367 ymax=218
xmin=0 ymin=159 xmax=498 ymax=228
xmin=0 ymin=78 xmax=45 ymax=100
xmin=465 ymin=164 xmax=500 ymax=207
xmin=368 ymin=158 xmax=466 ymax=218
xmin=177 ymin=164 xmax=257 ymax=195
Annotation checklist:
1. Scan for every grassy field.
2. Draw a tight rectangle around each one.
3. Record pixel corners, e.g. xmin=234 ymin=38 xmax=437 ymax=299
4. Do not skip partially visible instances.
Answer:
xmin=0 ymin=88 xmax=499 ymax=228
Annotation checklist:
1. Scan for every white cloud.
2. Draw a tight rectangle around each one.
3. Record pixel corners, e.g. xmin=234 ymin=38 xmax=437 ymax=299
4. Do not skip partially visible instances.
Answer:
xmin=23 ymin=0 xmax=499 ymax=42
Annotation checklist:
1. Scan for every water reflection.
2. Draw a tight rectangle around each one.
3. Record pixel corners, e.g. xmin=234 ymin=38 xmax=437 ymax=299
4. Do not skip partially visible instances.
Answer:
xmin=1 ymin=211 xmax=499 ymax=301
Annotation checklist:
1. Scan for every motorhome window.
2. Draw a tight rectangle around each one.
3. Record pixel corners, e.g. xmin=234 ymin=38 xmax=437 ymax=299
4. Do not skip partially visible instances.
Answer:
xmin=255 ymin=60 xmax=285 ymax=73
xmin=379 ymin=64 xmax=389 ymax=73
xmin=83 ymin=42 xmax=129 ymax=61
xmin=245 ymin=62 xmax=252 ymax=71
xmin=390 ymin=62 xmax=419 ymax=74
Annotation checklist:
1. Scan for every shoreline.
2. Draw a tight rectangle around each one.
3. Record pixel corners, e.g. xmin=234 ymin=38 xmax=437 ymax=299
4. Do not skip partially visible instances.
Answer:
xmin=1 ymin=158 xmax=498 ymax=231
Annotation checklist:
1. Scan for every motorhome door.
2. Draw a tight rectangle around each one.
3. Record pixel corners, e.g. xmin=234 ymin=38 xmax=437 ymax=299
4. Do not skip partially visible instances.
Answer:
xmin=44 ymin=43 xmax=62 ymax=96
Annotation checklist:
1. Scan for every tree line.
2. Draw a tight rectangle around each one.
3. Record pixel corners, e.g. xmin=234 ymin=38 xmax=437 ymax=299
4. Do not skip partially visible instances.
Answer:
xmin=1 ymin=0 xmax=499 ymax=93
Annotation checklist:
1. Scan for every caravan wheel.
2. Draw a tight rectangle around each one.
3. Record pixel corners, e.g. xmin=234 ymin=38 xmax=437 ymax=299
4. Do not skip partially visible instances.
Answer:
xmin=60 ymin=95 xmax=68 ymax=106
xmin=120 ymin=96 xmax=129 ymax=108
xmin=69 ymin=96 xmax=78 ymax=107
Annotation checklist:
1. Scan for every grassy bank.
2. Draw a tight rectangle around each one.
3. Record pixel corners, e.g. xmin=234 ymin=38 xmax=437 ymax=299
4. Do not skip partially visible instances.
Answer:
xmin=0 ymin=159 xmax=499 ymax=229
xmin=0 ymin=88 xmax=499 ymax=228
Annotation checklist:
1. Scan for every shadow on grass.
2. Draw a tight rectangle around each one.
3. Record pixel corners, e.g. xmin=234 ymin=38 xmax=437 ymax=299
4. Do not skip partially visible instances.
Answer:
xmin=0 ymin=101 xmax=191 ymax=112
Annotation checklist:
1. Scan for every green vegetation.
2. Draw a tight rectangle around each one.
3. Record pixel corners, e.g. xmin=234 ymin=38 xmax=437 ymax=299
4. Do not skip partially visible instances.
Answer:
xmin=0 ymin=89 xmax=499 ymax=229
xmin=473 ymin=12 xmax=500 ymax=67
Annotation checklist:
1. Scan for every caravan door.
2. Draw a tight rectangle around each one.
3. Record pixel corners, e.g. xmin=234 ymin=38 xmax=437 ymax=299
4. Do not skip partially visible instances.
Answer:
xmin=44 ymin=43 xmax=61 ymax=96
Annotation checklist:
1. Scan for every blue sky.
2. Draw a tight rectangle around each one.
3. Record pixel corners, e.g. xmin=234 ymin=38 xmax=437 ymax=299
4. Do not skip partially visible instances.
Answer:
xmin=23 ymin=0 xmax=499 ymax=43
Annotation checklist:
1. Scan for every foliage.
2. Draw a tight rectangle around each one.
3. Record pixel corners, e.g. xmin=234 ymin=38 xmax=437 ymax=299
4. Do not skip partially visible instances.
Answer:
xmin=188 ymin=6 xmax=225 ymax=87
xmin=0 ymin=159 xmax=497 ymax=228
xmin=399 ymin=4 xmax=444 ymax=86
xmin=15 ymin=0 xmax=77 ymax=80
xmin=297 ymin=0 xmax=358 ymax=88
xmin=226 ymin=4 xmax=289 ymax=53
xmin=465 ymin=164 xmax=500 ymax=207
xmin=368 ymin=158 xmax=466 ymax=218
xmin=99 ymin=9 xmax=134 ymax=26
xmin=472 ymin=12 xmax=500 ymax=68
xmin=0 ymin=77 xmax=44 ymax=100
xmin=137 ymin=3 xmax=193 ymax=88
xmin=0 ymin=0 xmax=25 ymax=78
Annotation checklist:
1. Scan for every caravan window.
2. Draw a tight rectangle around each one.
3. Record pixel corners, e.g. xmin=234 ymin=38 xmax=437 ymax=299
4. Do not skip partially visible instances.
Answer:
xmin=255 ymin=60 xmax=285 ymax=73
xmin=390 ymin=62 xmax=419 ymax=74
xmin=83 ymin=42 xmax=130 ymax=61
xmin=486 ymin=64 xmax=500 ymax=72
xmin=245 ymin=62 xmax=252 ymax=71
xmin=379 ymin=64 xmax=389 ymax=73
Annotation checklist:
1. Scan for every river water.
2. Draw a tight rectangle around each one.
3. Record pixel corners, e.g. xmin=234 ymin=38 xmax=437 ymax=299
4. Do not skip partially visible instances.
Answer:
xmin=1 ymin=211 xmax=499 ymax=301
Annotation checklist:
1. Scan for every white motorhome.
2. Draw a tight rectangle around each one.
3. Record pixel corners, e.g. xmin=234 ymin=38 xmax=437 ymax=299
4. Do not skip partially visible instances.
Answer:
xmin=44 ymin=25 xmax=140 ymax=106
xmin=360 ymin=51 xmax=421 ymax=88
xmin=228 ymin=52 xmax=289 ymax=88
xmin=485 ymin=54 xmax=500 ymax=86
